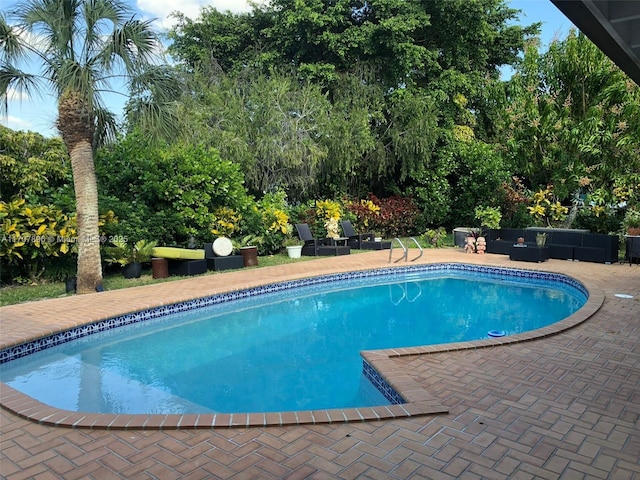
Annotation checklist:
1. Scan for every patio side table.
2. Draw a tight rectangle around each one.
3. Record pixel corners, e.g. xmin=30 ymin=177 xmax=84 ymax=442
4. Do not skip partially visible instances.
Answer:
xmin=509 ymin=246 xmax=550 ymax=263
xmin=625 ymin=236 xmax=640 ymax=265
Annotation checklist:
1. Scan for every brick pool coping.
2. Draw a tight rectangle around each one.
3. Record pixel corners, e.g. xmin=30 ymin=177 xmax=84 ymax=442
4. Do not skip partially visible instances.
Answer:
xmin=0 ymin=260 xmax=604 ymax=430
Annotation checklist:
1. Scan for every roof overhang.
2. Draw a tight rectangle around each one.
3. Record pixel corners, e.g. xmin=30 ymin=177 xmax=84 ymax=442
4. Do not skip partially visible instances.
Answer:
xmin=551 ymin=0 xmax=640 ymax=85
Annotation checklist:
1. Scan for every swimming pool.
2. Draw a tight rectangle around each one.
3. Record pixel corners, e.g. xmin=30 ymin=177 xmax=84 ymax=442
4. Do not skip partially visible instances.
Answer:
xmin=0 ymin=264 xmax=588 ymax=418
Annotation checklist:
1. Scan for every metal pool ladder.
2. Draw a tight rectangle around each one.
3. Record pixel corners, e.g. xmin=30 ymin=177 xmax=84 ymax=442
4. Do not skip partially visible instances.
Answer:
xmin=388 ymin=237 xmax=424 ymax=263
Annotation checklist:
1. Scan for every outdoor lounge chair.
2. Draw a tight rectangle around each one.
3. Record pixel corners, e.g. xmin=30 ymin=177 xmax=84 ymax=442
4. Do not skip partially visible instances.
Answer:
xmin=295 ymin=223 xmax=326 ymax=256
xmin=340 ymin=220 xmax=391 ymax=250
xmin=340 ymin=220 xmax=374 ymax=248
xmin=295 ymin=223 xmax=350 ymax=256
xmin=152 ymin=246 xmax=207 ymax=276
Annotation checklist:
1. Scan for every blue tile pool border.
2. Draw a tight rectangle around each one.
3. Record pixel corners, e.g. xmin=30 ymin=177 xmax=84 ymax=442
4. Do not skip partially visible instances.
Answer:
xmin=363 ymin=360 xmax=406 ymax=404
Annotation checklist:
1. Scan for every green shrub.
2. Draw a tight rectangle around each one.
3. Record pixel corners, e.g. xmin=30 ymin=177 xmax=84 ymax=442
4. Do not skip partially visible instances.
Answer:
xmin=574 ymin=207 xmax=623 ymax=234
xmin=97 ymin=134 xmax=254 ymax=246
xmin=373 ymin=195 xmax=421 ymax=237
xmin=0 ymin=198 xmax=77 ymax=282
xmin=421 ymin=227 xmax=448 ymax=248
xmin=0 ymin=126 xmax=70 ymax=203
xmin=475 ymin=206 xmax=502 ymax=230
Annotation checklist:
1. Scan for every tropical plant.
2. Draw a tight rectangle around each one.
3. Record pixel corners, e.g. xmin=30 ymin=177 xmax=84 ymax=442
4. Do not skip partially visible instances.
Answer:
xmin=283 ymin=236 xmax=303 ymax=247
xmin=343 ymin=197 xmax=381 ymax=232
xmin=527 ymin=187 xmax=569 ymax=227
xmin=0 ymin=198 xmax=77 ymax=281
xmin=475 ymin=206 xmax=502 ymax=230
xmin=133 ymin=240 xmax=157 ymax=263
xmin=622 ymin=209 xmax=640 ymax=231
xmin=374 ymin=195 xmax=422 ymax=238
xmin=315 ymin=199 xmax=343 ymax=238
xmin=422 ymin=227 xmax=447 ymax=248
xmin=1 ymin=0 xmax=178 ymax=293
xmin=211 ymin=207 xmax=242 ymax=238
xmin=501 ymin=31 xmax=640 ymax=228
xmin=103 ymin=238 xmax=157 ymax=266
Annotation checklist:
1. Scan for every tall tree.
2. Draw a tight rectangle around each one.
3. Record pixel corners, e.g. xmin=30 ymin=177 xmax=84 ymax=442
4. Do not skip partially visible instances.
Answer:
xmin=166 ymin=0 xmax=540 ymax=223
xmin=501 ymin=31 xmax=640 ymax=223
xmin=171 ymin=70 xmax=331 ymax=202
xmin=1 ymin=0 xmax=179 ymax=293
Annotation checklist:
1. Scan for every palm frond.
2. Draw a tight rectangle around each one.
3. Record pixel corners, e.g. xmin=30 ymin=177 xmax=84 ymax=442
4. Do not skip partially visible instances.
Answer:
xmin=0 ymin=64 xmax=41 ymax=115
xmin=5 ymin=0 xmax=175 ymax=148
xmin=0 ymin=13 xmax=29 ymax=64
xmin=130 ymin=65 xmax=182 ymax=102
xmin=93 ymin=106 xmax=118 ymax=147
xmin=102 ymin=18 xmax=162 ymax=74
xmin=124 ymin=97 xmax=179 ymax=144
xmin=21 ymin=0 xmax=80 ymax=61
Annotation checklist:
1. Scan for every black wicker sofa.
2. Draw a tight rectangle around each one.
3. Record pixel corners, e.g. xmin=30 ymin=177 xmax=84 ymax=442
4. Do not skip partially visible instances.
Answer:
xmin=486 ymin=228 xmax=618 ymax=264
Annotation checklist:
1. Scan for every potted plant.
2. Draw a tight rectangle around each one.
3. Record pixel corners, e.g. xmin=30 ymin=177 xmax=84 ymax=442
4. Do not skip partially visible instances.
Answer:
xmin=235 ymin=234 xmax=261 ymax=266
xmin=284 ymin=236 xmax=303 ymax=259
xmin=134 ymin=239 xmax=157 ymax=263
xmin=536 ymin=232 xmax=548 ymax=247
xmin=622 ymin=208 xmax=640 ymax=236
xmin=104 ymin=239 xmax=157 ymax=279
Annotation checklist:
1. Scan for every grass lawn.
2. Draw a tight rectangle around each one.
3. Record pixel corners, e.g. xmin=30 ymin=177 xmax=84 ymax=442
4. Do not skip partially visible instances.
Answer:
xmin=0 ymin=252 xmax=313 ymax=307
xmin=1 ymin=236 xmax=454 ymax=307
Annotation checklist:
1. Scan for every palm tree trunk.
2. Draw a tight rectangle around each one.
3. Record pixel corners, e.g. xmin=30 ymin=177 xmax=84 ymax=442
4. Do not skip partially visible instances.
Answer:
xmin=69 ymin=140 xmax=103 ymax=293
xmin=58 ymin=91 xmax=103 ymax=294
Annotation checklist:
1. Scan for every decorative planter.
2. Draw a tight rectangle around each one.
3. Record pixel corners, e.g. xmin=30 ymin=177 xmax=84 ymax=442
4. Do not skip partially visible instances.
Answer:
xmin=628 ymin=227 xmax=640 ymax=236
xmin=286 ymin=245 xmax=303 ymax=259
xmin=122 ymin=262 xmax=142 ymax=279
xmin=151 ymin=257 xmax=169 ymax=279
xmin=240 ymin=246 xmax=259 ymax=266
xmin=65 ymin=277 xmax=77 ymax=294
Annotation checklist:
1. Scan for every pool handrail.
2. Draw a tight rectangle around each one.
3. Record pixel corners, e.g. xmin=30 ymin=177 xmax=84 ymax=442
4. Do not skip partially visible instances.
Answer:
xmin=389 ymin=238 xmax=407 ymax=263
xmin=388 ymin=237 xmax=423 ymax=263
xmin=408 ymin=237 xmax=424 ymax=262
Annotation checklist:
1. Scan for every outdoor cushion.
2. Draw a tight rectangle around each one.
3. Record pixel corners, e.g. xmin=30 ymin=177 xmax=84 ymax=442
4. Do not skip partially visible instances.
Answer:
xmin=152 ymin=247 xmax=205 ymax=260
xmin=212 ymin=237 xmax=233 ymax=257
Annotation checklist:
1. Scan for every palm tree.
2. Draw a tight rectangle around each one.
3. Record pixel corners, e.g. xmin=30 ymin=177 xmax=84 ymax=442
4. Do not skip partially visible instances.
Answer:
xmin=1 ymin=0 xmax=178 ymax=293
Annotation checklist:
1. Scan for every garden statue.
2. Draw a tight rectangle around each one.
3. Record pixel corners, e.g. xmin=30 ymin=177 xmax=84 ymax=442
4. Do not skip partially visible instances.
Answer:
xmin=464 ymin=236 xmax=476 ymax=253
xmin=476 ymin=236 xmax=486 ymax=254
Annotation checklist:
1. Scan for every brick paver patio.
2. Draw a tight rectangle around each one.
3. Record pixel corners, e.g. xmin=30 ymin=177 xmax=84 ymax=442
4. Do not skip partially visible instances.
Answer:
xmin=1 ymin=249 xmax=638 ymax=479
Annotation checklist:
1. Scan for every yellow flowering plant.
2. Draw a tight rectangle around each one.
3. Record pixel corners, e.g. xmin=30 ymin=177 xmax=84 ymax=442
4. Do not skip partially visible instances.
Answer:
xmin=210 ymin=207 xmax=242 ymax=237
xmin=316 ymin=199 xmax=343 ymax=238
xmin=267 ymin=208 xmax=290 ymax=235
xmin=527 ymin=187 xmax=568 ymax=227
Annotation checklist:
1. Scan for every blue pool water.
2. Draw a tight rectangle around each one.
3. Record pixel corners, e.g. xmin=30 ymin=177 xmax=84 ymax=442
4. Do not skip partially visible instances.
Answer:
xmin=0 ymin=266 xmax=587 ymax=414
